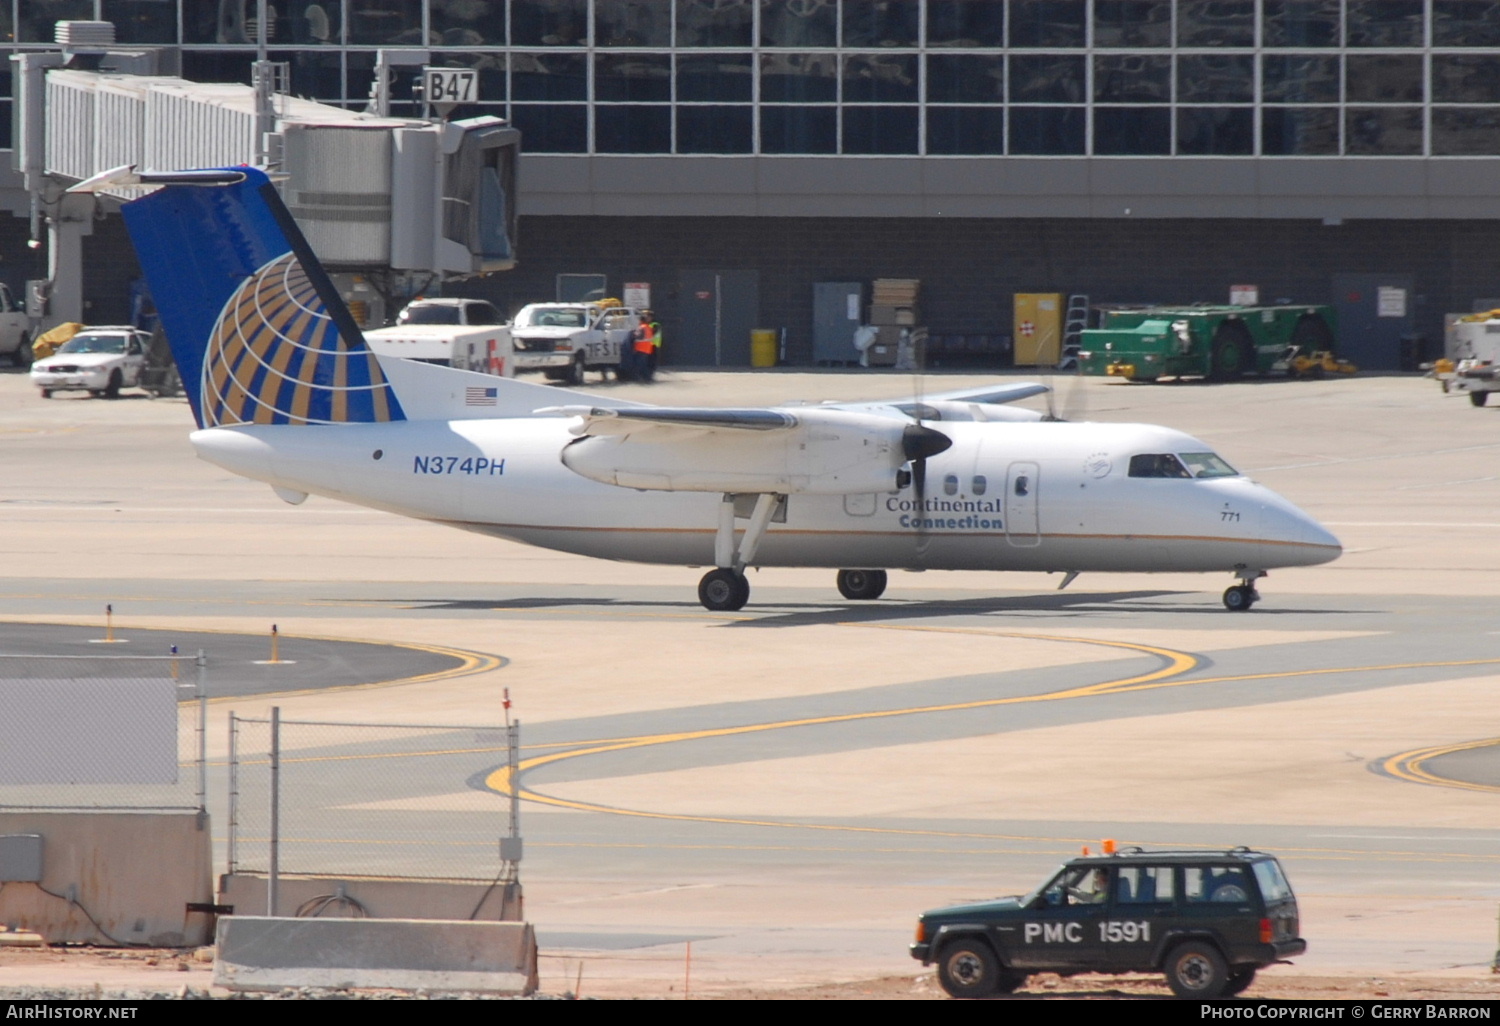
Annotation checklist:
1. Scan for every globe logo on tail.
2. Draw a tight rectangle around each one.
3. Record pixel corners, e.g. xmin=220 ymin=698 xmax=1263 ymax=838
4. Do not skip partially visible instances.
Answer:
xmin=202 ymin=253 xmax=402 ymax=426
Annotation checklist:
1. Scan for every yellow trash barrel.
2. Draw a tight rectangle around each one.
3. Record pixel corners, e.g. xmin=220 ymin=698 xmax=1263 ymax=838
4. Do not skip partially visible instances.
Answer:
xmin=750 ymin=328 xmax=778 ymax=368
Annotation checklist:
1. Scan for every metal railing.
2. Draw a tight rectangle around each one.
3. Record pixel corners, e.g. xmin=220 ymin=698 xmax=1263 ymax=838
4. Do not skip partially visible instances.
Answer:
xmin=227 ymin=711 xmax=522 ymax=902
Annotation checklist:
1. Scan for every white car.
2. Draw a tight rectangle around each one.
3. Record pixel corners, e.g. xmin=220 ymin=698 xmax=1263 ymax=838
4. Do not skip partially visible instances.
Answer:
xmin=30 ymin=326 xmax=150 ymax=399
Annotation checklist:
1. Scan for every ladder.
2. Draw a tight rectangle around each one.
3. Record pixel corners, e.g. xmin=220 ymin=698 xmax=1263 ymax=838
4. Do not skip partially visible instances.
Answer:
xmin=1060 ymin=293 xmax=1089 ymax=369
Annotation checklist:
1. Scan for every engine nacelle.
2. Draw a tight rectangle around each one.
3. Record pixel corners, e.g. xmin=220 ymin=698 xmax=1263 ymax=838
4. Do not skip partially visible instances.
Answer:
xmin=559 ymin=408 xmax=914 ymax=494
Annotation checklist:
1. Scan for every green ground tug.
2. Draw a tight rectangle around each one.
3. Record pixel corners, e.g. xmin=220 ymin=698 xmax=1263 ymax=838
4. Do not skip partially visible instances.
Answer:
xmin=1077 ymin=304 xmax=1341 ymax=382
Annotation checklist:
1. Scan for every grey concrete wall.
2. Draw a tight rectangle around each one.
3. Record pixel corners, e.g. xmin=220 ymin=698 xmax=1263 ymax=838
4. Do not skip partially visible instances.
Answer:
xmin=219 ymin=873 xmax=523 ymax=922
xmin=519 ymin=156 xmax=1500 ymax=221
xmin=451 ymin=214 xmax=1500 ymax=367
xmin=0 ymin=811 xmax=213 ymax=946
xmin=214 ymin=916 xmax=537 ymax=994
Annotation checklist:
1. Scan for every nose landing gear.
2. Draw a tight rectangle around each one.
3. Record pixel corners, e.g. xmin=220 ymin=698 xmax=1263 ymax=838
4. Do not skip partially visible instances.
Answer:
xmin=1223 ymin=570 xmax=1266 ymax=611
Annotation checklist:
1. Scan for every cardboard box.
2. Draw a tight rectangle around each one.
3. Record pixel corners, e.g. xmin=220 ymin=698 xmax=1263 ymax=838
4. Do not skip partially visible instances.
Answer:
xmin=870 ymin=305 xmax=920 ymax=326
xmin=867 ymin=343 xmax=897 ymax=366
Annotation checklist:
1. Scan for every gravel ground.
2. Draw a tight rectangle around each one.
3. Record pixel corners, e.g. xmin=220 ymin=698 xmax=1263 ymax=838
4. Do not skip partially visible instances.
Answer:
xmin=4 ymin=946 xmax=1500 ymax=1000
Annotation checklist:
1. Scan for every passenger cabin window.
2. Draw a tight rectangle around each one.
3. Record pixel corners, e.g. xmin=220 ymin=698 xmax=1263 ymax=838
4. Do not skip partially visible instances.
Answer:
xmin=972 ymin=475 xmax=987 ymax=496
xmin=943 ymin=474 xmax=959 ymax=496
xmin=1129 ymin=453 xmax=1192 ymax=478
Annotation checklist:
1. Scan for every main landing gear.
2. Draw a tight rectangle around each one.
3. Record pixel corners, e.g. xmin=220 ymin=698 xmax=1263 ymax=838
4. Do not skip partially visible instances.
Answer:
xmin=1223 ymin=570 xmax=1266 ymax=612
xmin=836 ymin=568 xmax=888 ymax=600
xmin=698 ymin=568 xmax=750 ymax=611
xmin=697 ymin=493 xmax=782 ymax=612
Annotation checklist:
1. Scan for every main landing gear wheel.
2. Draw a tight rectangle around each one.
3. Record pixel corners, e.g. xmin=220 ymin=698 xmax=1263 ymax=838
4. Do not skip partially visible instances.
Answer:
xmin=698 ymin=568 xmax=749 ymax=611
xmin=1223 ymin=585 xmax=1258 ymax=611
xmin=836 ymin=568 xmax=887 ymax=600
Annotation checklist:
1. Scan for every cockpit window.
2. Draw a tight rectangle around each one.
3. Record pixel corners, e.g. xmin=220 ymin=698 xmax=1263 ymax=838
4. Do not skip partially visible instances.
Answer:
xmin=1128 ymin=453 xmax=1192 ymax=479
xmin=1179 ymin=452 xmax=1239 ymax=478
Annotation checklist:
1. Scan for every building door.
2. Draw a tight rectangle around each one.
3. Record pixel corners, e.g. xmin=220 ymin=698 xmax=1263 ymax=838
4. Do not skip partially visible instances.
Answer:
xmin=1332 ymin=273 xmax=1414 ymax=371
xmin=813 ymin=282 xmax=863 ymax=365
xmin=678 ymin=270 xmax=759 ymax=366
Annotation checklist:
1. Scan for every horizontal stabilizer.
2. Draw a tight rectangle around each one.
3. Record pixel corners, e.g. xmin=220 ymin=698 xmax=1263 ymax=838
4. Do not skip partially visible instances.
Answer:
xmin=381 ymin=360 xmax=647 ymax=421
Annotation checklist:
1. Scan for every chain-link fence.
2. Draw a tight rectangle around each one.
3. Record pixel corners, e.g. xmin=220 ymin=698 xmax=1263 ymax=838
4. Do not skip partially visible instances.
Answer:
xmin=0 ymin=653 xmax=206 ymax=811
xmin=228 ymin=713 xmax=520 ymax=883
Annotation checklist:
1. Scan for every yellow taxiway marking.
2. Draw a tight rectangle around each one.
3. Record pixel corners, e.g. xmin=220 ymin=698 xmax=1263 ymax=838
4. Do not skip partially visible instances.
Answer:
xmin=0 ymin=618 xmax=503 ymax=702
xmin=1380 ymin=737 xmax=1500 ymax=795
xmin=482 ymin=627 xmax=1500 ymax=862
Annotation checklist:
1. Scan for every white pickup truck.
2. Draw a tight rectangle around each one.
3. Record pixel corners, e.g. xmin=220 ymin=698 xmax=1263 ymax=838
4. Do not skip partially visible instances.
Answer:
xmin=510 ymin=301 xmax=641 ymax=385
xmin=0 ymin=283 xmax=33 ymax=366
xmin=363 ymin=298 xmax=513 ymax=375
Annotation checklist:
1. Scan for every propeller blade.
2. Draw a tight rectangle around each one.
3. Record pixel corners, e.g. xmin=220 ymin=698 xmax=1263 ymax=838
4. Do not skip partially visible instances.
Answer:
xmin=901 ymin=422 xmax=952 ymax=462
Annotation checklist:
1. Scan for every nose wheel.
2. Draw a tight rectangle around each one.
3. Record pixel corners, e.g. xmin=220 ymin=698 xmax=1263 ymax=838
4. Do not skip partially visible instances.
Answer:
xmin=1222 ymin=585 xmax=1257 ymax=611
xmin=1224 ymin=570 xmax=1266 ymax=611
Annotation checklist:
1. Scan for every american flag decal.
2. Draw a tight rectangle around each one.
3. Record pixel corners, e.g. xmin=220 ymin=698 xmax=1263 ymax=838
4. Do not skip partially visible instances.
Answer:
xmin=466 ymin=386 xmax=499 ymax=406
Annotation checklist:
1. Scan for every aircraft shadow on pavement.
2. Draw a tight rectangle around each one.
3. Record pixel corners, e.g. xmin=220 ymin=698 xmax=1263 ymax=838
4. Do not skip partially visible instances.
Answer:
xmin=367 ymin=592 xmax=1353 ymax=623
xmin=373 ymin=591 xmax=1183 ymax=616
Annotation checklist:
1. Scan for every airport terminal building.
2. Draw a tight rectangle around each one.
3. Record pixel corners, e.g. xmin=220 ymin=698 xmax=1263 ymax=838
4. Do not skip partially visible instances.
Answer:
xmin=4 ymin=0 xmax=1500 ymax=368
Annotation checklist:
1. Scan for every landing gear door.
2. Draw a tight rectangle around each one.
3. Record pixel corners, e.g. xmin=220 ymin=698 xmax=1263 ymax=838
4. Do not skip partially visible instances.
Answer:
xmin=1005 ymin=461 xmax=1041 ymax=548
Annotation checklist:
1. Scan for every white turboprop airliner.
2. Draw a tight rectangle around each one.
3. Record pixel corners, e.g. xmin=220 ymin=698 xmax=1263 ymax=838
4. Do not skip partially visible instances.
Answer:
xmin=95 ymin=166 xmax=1341 ymax=612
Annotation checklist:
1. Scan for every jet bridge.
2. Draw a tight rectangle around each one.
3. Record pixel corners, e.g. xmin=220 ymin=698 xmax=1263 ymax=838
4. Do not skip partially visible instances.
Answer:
xmin=12 ymin=52 xmax=518 ymax=326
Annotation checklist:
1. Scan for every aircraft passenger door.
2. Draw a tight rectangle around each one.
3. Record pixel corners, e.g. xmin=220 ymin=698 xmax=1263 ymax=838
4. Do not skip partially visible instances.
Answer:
xmin=1005 ymin=462 xmax=1041 ymax=547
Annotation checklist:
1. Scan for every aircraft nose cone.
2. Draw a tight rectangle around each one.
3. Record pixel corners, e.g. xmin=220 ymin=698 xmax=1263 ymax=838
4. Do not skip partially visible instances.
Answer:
xmin=1304 ymin=517 xmax=1343 ymax=559
xmin=1259 ymin=496 xmax=1342 ymax=567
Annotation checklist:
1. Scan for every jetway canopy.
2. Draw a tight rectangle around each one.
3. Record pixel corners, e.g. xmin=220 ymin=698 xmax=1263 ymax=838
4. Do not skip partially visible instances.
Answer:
xmin=14 ymin=63 xmax=518 ymax=277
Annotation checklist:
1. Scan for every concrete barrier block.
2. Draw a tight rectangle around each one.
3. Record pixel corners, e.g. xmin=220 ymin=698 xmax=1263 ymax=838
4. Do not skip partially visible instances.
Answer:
xmin=217 ymin=873 xmax=523 ymax=921
xmin=214 ymin=916 xmax=538 ymax=994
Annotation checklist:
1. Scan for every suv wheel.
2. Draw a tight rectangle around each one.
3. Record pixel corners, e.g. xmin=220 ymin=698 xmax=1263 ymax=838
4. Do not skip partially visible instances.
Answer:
xmin=1165 ymin=941 xmax=1228 ymax=999
xmin=936 ymin=939 xmax=1001 ymax=999
xmin=1225 ymin=966 xmax=1256 ymax=997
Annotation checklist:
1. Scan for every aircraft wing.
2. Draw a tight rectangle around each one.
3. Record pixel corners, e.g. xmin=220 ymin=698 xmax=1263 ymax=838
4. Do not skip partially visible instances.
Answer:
xmin=875 ymin=381 xmax=1051 ymax=407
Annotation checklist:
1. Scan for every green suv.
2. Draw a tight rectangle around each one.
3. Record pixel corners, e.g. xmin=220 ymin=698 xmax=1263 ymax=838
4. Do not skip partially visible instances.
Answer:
xmin=910 ymin=847 xmax=1305 ymax=999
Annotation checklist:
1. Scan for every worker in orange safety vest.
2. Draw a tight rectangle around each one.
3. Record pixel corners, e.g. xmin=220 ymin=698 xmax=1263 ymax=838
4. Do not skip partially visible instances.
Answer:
xmin=629 ymin=312 xmax=655 ymax=383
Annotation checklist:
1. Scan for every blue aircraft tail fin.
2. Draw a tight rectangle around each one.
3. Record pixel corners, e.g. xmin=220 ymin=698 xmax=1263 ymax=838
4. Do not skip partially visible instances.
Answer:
xmin=120 ymin=167 xmax=404 ymax=429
